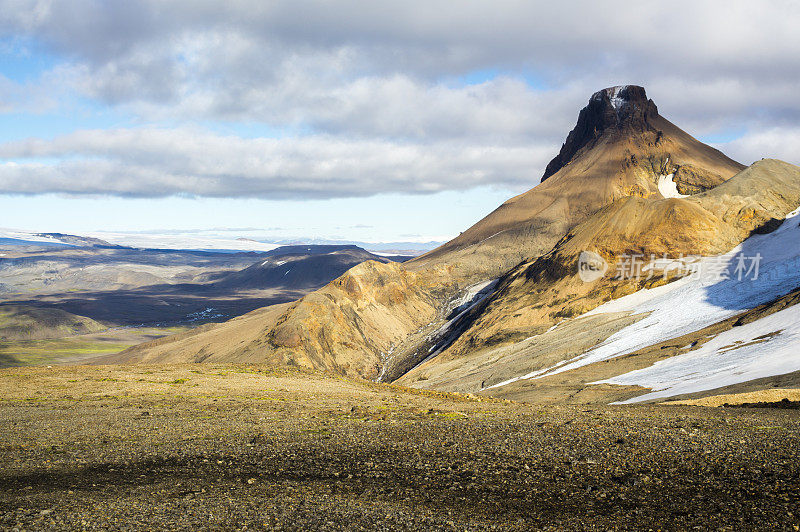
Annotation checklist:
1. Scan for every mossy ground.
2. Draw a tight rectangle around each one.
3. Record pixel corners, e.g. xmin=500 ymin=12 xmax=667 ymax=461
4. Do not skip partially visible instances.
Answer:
xmin=1 ymin=364 xmax=799 ymax=530
xmin=0 ymin=326 xmax=190 ymax=367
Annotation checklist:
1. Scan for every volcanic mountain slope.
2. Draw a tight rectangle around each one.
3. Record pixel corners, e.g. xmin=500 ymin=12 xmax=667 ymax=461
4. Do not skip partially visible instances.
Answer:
xmin=421 ymin=158 xmax=800 ymax=358
xmin=0 ymin=305 xmax=105 ymax=341
xmin=399 ymin=159 xmax=800 ymax=404
xmin=408 ymin=85 xmax=744 ymax=279
xmin=113 ymin=86 xmax=748 ymax=380
xmin=109 ymin=262 xmax=455 ymax=378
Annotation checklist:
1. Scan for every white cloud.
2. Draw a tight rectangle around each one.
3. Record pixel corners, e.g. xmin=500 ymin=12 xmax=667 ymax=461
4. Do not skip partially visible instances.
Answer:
xmin=0 ymin=127 xmax=554 ymax=198
xmin=4 ymin=1 xmax=800 ymax=136
xmin=715 ymin=128 xmax=800 ymax=167
xmin=0 ymin=0 xmax=799 ymax=198
xmin=118 ymin=72 xmax=580 ymax=143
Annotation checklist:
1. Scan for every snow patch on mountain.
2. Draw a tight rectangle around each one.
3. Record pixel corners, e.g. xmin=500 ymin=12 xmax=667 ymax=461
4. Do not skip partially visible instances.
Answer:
xmin=607 ymin=85 xmax=628 ymax=111
xmin=422 ymin=279 xmax=499 ymax=362
xmin=657 ymin=173 xmax=689 ymax=199
xmin=449 ymin=279 xmax=497 ymax=315
xmin=598 ymin=303 xmax=800 ymax=403
xmin=516 ymin=205 xmax=800 ymax=387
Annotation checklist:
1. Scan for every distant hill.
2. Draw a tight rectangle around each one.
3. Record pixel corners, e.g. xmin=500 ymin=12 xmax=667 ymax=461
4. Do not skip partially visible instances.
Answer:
xmin=34 ymin=233 xmax=117 ymax=247
xmin=0 ymin=243 xmax=399 ymax=329
xmin=212 ymin=245 xmax=396 ymax=290
xmin=0 ymin=305 xmax=105 ymax=341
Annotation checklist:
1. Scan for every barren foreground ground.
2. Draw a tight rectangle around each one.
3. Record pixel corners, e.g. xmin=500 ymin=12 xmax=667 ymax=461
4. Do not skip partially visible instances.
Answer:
xmin=1 ymin=365 xmax=799 ymax=530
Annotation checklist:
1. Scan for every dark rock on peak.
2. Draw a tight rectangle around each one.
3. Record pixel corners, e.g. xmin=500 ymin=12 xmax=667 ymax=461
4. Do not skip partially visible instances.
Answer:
xmin=541 ymin=85 xmax=659 ymax=181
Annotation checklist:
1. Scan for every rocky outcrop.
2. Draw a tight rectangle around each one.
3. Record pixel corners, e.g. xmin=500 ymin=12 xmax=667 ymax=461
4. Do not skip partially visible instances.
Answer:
xmin=262 ymin=261 xmax=457 ymax=378
xmin=542 ymin=85 xmax=659 ymax=181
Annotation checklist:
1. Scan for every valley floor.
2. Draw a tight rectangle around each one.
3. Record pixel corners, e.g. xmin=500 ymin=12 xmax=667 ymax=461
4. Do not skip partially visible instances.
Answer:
xmin=1 ymin=365 xmax=799 ymax=530
xmin=0 ymin=326 xmax=192 ymax=368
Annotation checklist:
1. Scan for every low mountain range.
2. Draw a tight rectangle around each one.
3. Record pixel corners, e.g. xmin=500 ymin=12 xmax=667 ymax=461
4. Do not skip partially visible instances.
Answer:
xmin=0 ymin=243 xmax=402 ymax=366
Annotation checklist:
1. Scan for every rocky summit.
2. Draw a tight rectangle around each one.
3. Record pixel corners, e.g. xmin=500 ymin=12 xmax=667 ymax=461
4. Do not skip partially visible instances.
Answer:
xmin=542 ymin=85 xmax=660 ymax=180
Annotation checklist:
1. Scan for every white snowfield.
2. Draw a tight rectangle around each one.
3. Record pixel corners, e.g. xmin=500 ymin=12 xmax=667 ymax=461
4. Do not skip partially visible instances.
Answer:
xmin=504 ymin=206 xmax=800 ymax=401
xmin=598 ymin=303 xmax=800 ymax=403
xmin=0 ymin=228 xmax=76 ymax=245
xmin=369 ymin=251 xmax=417 ymax=257
xmin=657 ymin=174 xmax=689 ymax=199
xmin=87 ymin=232 xmax=279 ymax=252
xmin=1 ymin=228 xmax=280 ymax=252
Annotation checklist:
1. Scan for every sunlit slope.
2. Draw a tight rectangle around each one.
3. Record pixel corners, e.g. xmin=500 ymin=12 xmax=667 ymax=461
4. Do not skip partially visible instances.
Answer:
xmin=409 ymin=85 xmax=744 ymax=280
xmin=400 ymin=160 xmax=800 ymax=399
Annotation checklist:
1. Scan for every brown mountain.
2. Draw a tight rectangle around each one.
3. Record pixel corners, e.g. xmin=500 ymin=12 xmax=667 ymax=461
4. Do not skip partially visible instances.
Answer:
xmin=112 ymin=86 xmax=751 ymax=380
xmin=397 ymin=158 xmax=800 ymax=393
xmin=0 ymin=305 xmax=105 ymax=341
xmin=408 ymin=85 xmax=745 ymax=279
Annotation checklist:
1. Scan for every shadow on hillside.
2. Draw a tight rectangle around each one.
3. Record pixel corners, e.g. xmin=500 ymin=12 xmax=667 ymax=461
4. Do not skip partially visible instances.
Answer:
xmin=1 ymin=285 xmax=306 ymax=327
xmin=0 ymin=353 xmax=21 ymax=368
xmin=703 ymin=217 xmax=800 ymax=311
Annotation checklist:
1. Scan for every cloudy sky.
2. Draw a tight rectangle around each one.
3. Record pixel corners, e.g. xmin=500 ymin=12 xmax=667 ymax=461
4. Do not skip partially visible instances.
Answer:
xmin=1 ymin=0 xmax=799 ymax=243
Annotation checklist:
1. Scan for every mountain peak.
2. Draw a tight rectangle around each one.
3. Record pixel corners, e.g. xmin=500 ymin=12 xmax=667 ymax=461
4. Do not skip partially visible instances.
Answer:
xmin=542 ymin=85 xmax=658 ymax=181
xmin=592 ymin=85 xmax=650 ymax=113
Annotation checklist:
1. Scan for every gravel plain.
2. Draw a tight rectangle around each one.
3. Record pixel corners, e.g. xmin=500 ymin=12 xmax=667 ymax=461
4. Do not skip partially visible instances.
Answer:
xmin=1 ymin=364 xmax=799 ymax=530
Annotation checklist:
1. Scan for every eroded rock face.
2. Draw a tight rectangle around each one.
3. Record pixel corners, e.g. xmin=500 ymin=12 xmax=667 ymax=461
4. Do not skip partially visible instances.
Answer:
xmin=263 ymin=261 xmax=458 ymax=379
xmin=542 ymin=85 xmax=659 ymax=181
xmin=673 ymin=164 xmax=726 ymax=195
